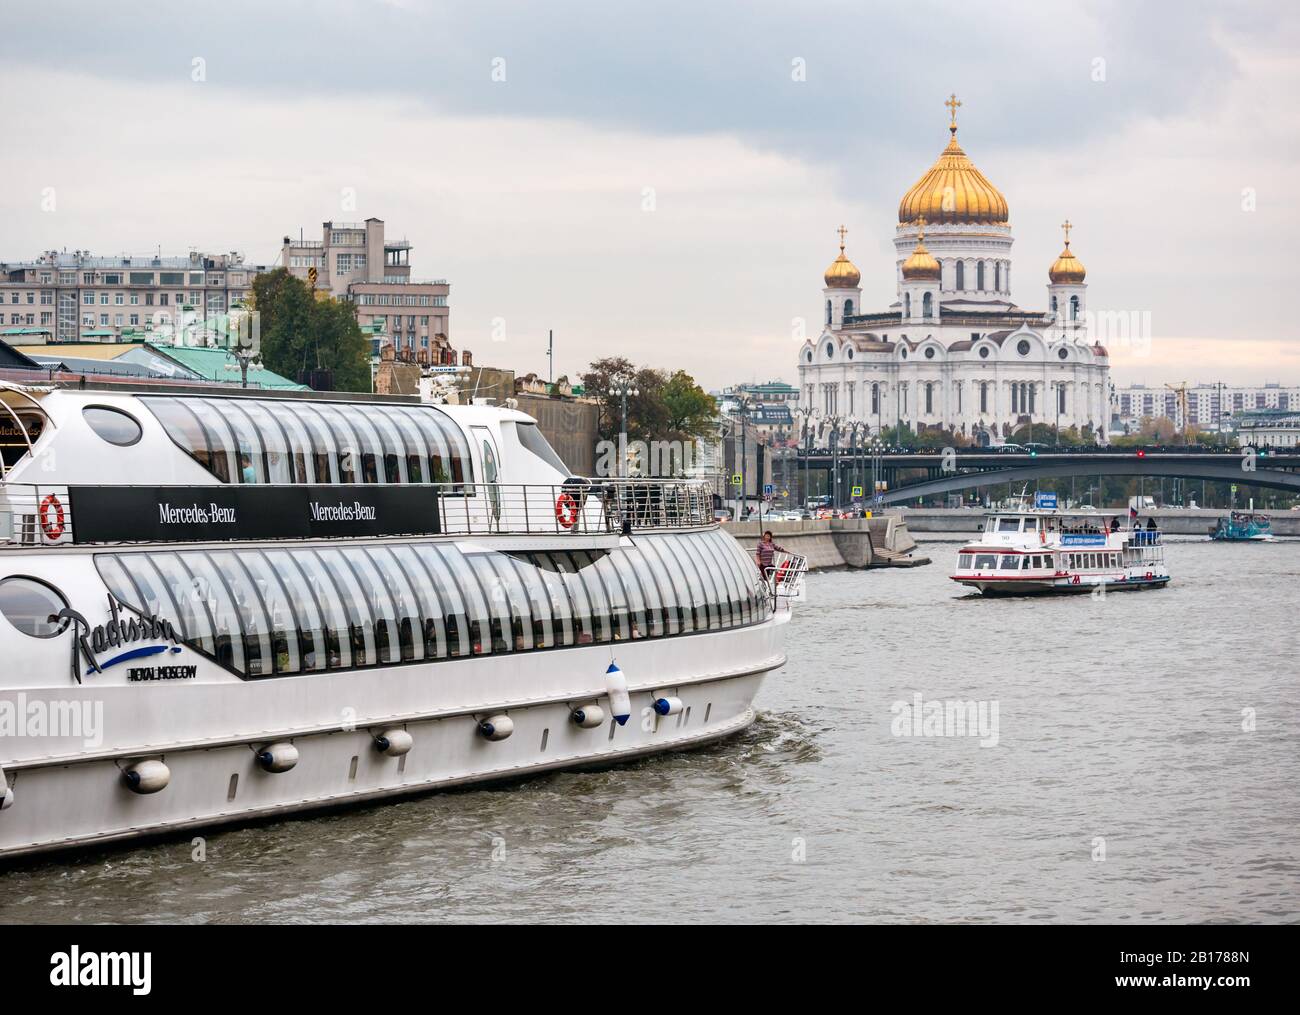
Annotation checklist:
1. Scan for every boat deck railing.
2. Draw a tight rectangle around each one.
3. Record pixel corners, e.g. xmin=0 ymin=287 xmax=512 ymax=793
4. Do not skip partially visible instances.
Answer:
xmin=1129 ymin=529 xmax=1162 ymax=546
xmin=0 ymin=478 xmax=716 ymax=548
xmin=765 ymin=550 xmax=808 ymax=607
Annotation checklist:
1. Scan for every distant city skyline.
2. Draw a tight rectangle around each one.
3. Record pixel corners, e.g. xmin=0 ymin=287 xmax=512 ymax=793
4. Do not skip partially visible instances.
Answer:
xmin=1 ymin=1 xmax=1297 ymax=389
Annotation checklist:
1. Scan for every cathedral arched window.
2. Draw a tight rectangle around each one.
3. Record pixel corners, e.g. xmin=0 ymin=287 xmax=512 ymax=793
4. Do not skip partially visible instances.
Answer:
xmin=845 ymin=298 xmax=854 ymax=317
xmin=871 ymin=383 xmax=880 ymax=415
xmin=1070 ymin=295 xmax=1080 ymax=321
xmin=925 ymin=383 xmax=934 ymax=415
xmin=955 ymin=262 xmax=965 ymax=290
xmin=995 ymin=262 xmax=1001 ymax=291
xmin=826 ymin=300 xmax=832 ymax=325
xmin=904 ymin=293 xmax=911 ymax=317
xmin=979 ymin=382 xmax=988 ymax=414
xmin=922 ymin=292 xmax=933 ymax=317
xmin=1051 ymin=295 xmax=1058 ymax=314
xmin=976 ymin=261 xmax=985 ymax=291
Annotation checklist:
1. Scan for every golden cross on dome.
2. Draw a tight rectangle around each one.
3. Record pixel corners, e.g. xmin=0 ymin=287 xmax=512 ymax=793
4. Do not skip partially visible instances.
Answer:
xmin=1061 ymin=219 xmax=1073 ymax=245
xmin=837 ymin=224 xmax=848 ymax=250
xmin=945 ymin=93 xmax=961 ymax=132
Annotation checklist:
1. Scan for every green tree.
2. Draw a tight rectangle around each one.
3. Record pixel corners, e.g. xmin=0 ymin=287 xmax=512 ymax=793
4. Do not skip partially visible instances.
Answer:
xmin=252 ymin=268 xmax=371 ymax=391
xmin=580 ymin=357 xmax=713 ymax=444
xmin=661 ymin=370 xmax=717 ymax=441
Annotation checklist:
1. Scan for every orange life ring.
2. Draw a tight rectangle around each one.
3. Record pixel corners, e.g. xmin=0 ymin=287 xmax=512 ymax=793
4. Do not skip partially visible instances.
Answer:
xmin=555 ymin=492 xmax=579 ymax=529
xmin=39 ymin=493 xmax=65 ymax=540
xmin=774 ymin=563 xmax=790 ymax=585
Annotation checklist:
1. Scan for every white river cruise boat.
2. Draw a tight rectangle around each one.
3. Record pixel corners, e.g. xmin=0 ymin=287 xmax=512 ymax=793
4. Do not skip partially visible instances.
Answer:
xmin=950 ymin=495 xmax=1169 ymax=596
xmin=0 ymin=381 xmax=804 ymax=860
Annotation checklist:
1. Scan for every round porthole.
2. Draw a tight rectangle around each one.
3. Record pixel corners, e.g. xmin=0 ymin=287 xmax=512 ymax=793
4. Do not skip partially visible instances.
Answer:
xmin=0 ymin=576 xmax=70 ymax=638
xmin=83 ymin=405 xmax=142 ymax=446
xmin=900 ymin=348 xmax=908 ymax=359
xmin=847 ymin=348 xmax=854 ymax=360
xmin=979 ymin=346 xmax=990 ymax=359
xmin=924 ymin=347 xmax=936 ymax=359
xmin=1017 ymin=339 xmax=1031 ymax=356
xmin=1058 ymin=347 xmax=1069 ymax=360
xmin=825 ymin=344 xmax=833 ymax=359
xmin=805 ymin=350 xmax=813 ymax=363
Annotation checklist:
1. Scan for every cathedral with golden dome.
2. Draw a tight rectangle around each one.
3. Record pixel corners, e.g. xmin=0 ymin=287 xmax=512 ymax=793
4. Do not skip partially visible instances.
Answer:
xmin=798 ymin=95 xmax=1109 ymax=445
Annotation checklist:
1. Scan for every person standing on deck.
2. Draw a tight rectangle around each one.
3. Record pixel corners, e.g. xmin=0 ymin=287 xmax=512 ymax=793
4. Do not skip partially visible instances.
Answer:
xmin=755 ymin=530 xmax=788 ymax=575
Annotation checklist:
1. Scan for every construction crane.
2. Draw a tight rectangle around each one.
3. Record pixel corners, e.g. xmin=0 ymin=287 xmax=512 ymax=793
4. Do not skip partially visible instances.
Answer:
xmin=1164 ymin=382 xmax=1194 ymax=443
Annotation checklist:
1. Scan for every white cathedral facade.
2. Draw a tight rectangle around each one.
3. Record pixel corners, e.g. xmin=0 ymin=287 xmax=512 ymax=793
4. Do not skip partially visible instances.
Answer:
xmin=798 ymin=97 xmax=1110 ymax=446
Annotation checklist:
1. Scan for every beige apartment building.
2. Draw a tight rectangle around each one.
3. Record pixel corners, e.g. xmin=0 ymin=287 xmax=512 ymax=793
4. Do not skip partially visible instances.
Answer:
xmin=282 ymin=218 xmax=454 ymax=365
xmin=0 ymin=251 xmax=263 ymax=344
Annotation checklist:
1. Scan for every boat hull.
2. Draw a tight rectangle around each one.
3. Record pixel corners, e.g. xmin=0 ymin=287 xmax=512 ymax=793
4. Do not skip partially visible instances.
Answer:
xmin=952 ymin=574 xmax=1170 ymax=596
xmin=0 ymin=618 xmax=785 ymax=861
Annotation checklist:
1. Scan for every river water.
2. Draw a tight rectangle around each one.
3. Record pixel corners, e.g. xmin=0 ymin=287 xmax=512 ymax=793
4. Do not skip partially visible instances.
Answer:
xmin=2 ymin=537 xmax=1297 ymax=924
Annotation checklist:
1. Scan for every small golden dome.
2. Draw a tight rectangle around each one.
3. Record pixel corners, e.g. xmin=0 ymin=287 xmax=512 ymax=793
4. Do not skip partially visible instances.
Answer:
xmin=901 ymin=220 xmax=941 ymax=281
xmin=824 ymin=225 xmax=861 ymax=289
xmin=898 ymin=95 xmax=1009 ymax=226
xmin=1048 ymin=219 xmax=1086 ymax=283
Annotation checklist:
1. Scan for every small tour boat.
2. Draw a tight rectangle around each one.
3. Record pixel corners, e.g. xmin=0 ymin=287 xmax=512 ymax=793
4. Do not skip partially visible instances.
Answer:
xmin=1209 ymin=511 xmax=1274 ymax=542
xmin=951 ymin=494 xmax=1170 ymax=595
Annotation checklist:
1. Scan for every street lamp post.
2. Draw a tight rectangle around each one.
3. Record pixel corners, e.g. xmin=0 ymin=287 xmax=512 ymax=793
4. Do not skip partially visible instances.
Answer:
xmin=1053 ymin=380 xmax=1061 ymax=447
xmin=611 ymin=378 xmax=639 ymax=479
xmin=735 ymin=394 xmax=754 ymax=519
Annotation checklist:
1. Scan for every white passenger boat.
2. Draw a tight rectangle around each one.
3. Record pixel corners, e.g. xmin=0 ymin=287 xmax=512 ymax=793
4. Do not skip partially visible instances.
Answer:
xmin=0 ymin=380 xmax=804 ymax=860
xmin=950 ymin=495 xmax=1169 ymax=595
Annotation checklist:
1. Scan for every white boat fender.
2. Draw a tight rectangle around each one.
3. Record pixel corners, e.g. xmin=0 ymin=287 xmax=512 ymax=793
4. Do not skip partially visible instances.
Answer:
xmin=653 ymin=696 xmax=684 ymax=717
xmin=0 ymin=768 xmax=12 ymax=811
xmin=374 ymin=728 xmax=414 ymax=757
xmin=122 ymin=759 xmax=170 ymax=795
xmin=257 ymin=742 xmax=300 ymax=773
xmin=571 ymin=704 xmax=606 ymax=729
xmin=605 ymin=662 xmax=631 ymax=726
xmin=478 ymin=714 xmax=514 ymax=741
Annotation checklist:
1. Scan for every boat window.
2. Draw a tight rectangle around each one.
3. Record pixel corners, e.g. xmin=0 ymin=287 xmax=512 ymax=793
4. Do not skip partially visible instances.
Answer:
xmin=82 ymin=405 xmax=143 ymax=447
xmin=974 ymin=554 xmax=997 ymax=570
xmin=1000 ymin=555 xmax=1019 ymax=570
xmin=1023 ymin=516 xmax=1038 ymax=531
xmin=998 ymin=518 xmax=1020 ymax=532
xmin=959 ymin=554 xmax=972 ymax=568
xmin=0 ymin=576 xmax=70 ymax=638
xmin=90 ymin=533 xmax=769 ymax=678
xmin=513 ymin=421 xmax=569 ymax=474
xmin=141 ymin=396 xmax=473 ymax=488
xmin=526 ymin=552 xmax=576 ymax=647
xmin=259 ymin=549 xmax=326 ymax=672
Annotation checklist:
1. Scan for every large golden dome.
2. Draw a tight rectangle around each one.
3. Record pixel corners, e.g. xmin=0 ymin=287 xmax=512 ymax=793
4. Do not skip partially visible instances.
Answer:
xmin=824 ymin=225 xmax=861 ymax=288
xmin=901 ymin=220 xmax=941 ymax=280
xmin=898 ymin=95 xmax=1009 ymax=226
xmin=1049 ymin=219 xmax=1086 ymax=283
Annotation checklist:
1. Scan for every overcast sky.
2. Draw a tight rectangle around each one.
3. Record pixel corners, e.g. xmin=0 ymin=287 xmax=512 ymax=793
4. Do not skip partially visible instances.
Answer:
xmin=2 ymin=0 xmax=1297 ymax=389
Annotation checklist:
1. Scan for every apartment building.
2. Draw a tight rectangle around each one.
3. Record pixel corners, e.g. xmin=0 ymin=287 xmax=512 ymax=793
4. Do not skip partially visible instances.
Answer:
xmin=281 ymin=218 xmax=454 ymax=365
xmin=1113 ymin=382 xmax=1300 ymax=433
xmin=0 ymin=250 xmax=264 ymax=344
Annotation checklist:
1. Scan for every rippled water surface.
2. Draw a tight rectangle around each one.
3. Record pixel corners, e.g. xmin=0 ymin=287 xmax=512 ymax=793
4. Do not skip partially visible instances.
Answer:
xmin=3 ymin=537 xmax=1298 ymax=923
